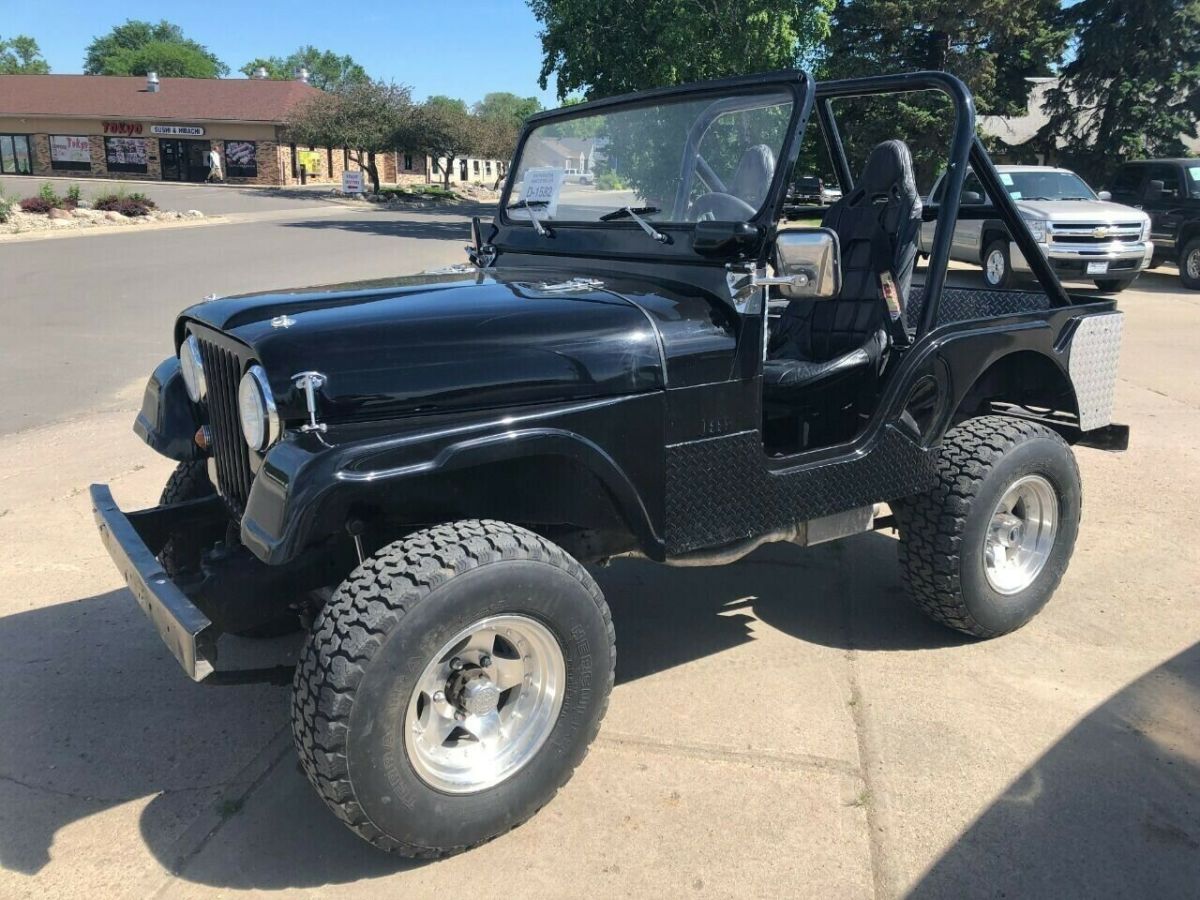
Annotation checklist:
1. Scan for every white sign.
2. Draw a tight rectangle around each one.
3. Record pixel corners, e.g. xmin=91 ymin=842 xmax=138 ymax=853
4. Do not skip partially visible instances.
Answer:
xmin=519 ymin=166 xmax=563 ymax=218
xmin=150 ymin=124 xmax=205 ymax=136
xmin=50 ymin=135 xmax=91 ymax=163
xmin=342 ymin=170 xmax=365 ymax=194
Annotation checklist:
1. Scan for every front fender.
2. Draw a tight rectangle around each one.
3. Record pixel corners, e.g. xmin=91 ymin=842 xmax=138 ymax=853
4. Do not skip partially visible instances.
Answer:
xmin=133 ymin=357 xmax=203 ymax=461
xmin=239 ymin=394 xmax=665 ymax=566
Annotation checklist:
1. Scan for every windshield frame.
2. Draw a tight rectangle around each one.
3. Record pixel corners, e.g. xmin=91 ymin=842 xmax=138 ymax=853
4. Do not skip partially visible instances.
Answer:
xmin=497 ymin=71 xmax=813 ymax=244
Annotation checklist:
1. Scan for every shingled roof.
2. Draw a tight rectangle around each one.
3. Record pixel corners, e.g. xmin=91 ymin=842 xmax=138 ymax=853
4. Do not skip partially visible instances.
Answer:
xmin=0 ymin=74 xmax=323 ymax=124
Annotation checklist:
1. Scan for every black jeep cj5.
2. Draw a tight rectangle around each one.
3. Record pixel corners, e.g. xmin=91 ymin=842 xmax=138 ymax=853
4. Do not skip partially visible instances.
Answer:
xmin=92 ymin=70 xmax=1127 ymax=856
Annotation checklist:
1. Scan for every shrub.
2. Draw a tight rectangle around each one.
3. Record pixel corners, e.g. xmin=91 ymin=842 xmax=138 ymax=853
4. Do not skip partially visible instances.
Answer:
xmin=93 ymin=193 xmax=122 ymax=211
xmin=0 ymin=192 xmax=13 ymax=223
xmin=38 ymin=182 xmax=60 ymax=206
xmin=64 ymin=185 xmax=82 ymax=209
xmin=125 ymin=191 xmax=157 ymax=209
xmin=117 ymin=199 xmax=152 ymax=217
xmin=595 ymin=171 xmax=627 ymax=191
xmin=19 ymin=196 xmax=53 ymax=214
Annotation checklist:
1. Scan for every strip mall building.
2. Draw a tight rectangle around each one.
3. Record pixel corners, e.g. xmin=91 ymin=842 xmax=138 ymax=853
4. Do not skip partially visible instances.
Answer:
xmin=0 ymin=73 xmax=500 ymax=188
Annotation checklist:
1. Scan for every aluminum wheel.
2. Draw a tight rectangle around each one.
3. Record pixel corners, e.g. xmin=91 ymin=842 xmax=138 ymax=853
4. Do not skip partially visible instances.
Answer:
xmin=1187 ymin=247 xmax=1200 ymax=281
xmin=983 ymin=474 xmax=1059 ymax=595
xmin=985 ymin=248 xmax=1007 ymax=285
xmin=404 ymin=614 xmax=565 ymax=794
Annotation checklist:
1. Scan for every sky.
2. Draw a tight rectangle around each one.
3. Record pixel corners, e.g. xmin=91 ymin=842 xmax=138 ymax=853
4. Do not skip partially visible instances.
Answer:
xmin=0 ymin=0 xmax=561 ymax=107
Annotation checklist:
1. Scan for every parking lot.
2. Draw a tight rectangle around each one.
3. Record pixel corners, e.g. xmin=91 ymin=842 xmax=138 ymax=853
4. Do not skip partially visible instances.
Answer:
xmin=0 ymin=192 xmax=1197 ymax=898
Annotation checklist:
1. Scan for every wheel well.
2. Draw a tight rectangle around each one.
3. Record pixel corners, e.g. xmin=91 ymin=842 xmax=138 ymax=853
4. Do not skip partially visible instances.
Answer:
xmin=979 ymin=227 xmax=1008 ymax=264
xmin=952 ymin=350 xmax=1078 ymax=425
xmin=1180 ymin=222 xmax=1200 ymax=251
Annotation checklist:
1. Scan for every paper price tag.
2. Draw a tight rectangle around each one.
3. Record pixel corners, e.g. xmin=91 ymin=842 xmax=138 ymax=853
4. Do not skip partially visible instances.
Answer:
xmin=520 ymin=167 xmax=563 ymax=218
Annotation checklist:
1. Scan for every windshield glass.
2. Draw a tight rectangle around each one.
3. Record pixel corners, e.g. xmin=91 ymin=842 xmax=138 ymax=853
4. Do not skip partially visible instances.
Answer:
xmin=998 ymin=169 xmax=1097 ymax=201
xmin=1187 ymin=165 xmax=1200 ymax=198
xmin=506 ymin=91 xmax=794 ymax=225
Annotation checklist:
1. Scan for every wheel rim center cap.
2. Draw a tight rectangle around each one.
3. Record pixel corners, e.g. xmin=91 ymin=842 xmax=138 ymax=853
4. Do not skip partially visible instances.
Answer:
xmin=456 ymin=675 xmax=500 ymax=717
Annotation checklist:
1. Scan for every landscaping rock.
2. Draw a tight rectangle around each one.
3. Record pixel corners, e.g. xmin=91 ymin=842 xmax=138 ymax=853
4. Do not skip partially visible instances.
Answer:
xmin=48 ymin=207 xmax=72 ymax=220
xmin=185 ymin=210 xmax=204 ymax=218
xmin=104 ymin=211 xmax=124 ymax=223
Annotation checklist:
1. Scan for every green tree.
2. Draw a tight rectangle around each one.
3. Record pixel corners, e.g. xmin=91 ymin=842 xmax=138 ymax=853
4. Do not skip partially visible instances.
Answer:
xmin=413 ymin=96 xmax=481 ymax=188
xmin=0 ymin=35 xmax=50 ymax=74
xmin=287 ymin=80 xmax=417 ymax=193
xmin=470 ymin=93 xmax=542 ymax=164
xmin=84 ymin=19 xmax=228 ymax=77
xmin=239 ymin=46 xmax=368 ymax=91
xmin=1041 ymin=0 xmax=1200 ymax=183
xmin=529 ymin=0 xmax=834 ymax=100
xmin=817 ymin=0 xmax=1067 ymax=187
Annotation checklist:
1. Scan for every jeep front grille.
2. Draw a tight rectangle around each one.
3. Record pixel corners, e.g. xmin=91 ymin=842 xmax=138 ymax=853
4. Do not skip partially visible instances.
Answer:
xmin=196 ymin=336 xmax=254 ymax=515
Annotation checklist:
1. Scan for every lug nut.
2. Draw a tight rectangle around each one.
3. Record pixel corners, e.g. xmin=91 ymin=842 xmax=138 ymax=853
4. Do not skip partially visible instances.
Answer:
xmin=432 ymin=690 xmax=445 ymax=703
xmin=450 ymin=657 xmax=464 ymax=671
xmin=454 ymin=711 xmax=466 ymax=721
xmin=480 ymin=654 xmax=492 ymax=668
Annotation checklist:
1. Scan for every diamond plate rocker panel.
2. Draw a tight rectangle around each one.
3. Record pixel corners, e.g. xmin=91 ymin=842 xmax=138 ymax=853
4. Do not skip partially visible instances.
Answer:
xmin=664 ymin=425 xmax=939 ymax=554
xmin=1068 ymin=312 xmax=1123 ymax=431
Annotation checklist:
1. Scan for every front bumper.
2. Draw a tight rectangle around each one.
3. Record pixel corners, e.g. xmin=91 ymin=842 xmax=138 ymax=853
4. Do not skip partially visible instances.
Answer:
xmin=1012 ymin=240 xmax=1154 ymax=279
xmin=90 ymin=484 xmax=218 ymax=681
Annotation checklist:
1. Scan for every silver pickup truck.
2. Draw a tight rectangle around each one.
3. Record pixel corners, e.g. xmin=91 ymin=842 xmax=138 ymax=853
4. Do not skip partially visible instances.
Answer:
xmin=919 ymin=165 xmax=1153 ymax=293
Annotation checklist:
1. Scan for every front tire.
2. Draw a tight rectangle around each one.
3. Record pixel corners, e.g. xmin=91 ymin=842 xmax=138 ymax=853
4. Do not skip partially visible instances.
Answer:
xmin=982 ymin=238 xmax=1015 ymax=289
xmin=1180 ymin=238 xmax=1200 ymax=290
xmin=158 ymin=460 xmax=217 ymax=578
xmin=895 ymin=416 xmax=1081 ymax=638
xmin=292 ymin=519 xmax=615 ymax=857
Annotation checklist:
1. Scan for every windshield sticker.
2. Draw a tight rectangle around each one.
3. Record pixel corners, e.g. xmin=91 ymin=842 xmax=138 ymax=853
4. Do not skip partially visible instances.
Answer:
xmin=520 ymin=167 xmax=564 ymax=218
xmin=1000 ymin=173 xmax=1014 ymax=186
xmin=1009 ymin=191 xmax=1022 ymax=200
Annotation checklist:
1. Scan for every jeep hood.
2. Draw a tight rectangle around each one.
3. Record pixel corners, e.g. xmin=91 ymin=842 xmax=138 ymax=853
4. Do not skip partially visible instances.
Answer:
xmin=179 ymin=269 xmax=665 ymax=423
xmin=1015 ymin=199 xmax=1150 ymax=223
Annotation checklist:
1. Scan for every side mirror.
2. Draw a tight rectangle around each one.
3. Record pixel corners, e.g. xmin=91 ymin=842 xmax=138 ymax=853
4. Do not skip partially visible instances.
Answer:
xmin=961 ymin=191 xmax=984 ymax=206
xmin=773 ymin=228 xmax=842 ymax=299
xmin=1146 ymin=179 xmax=1166 ymax=199
xmin=1097 ymin=190 xmax=1112 ymax=201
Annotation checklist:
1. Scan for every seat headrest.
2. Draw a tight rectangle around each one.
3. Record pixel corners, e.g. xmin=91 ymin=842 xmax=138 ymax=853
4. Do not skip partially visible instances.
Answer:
xmin=859 ymin=140 xmax=917 ymax=198
xmin=729 ymin=144 xmax=776 ymax=208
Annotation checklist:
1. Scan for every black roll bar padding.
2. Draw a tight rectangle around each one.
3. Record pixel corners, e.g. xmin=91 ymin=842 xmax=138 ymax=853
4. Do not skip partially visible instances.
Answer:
xmin=813 ymin=71 xmax=978 ymax=337
xmin=816 ymin=99 xmax=855 ymax=192
xmin=967 ymin=136 xmax=1072 ymax=308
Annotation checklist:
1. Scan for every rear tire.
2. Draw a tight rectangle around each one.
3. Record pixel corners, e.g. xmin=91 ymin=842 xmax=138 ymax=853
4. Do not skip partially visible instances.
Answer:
xmin=1180 ymin=238 xmax=1200 ymax=290
xmin=982 ymin=238 xmax=1015 ymax=289
xmin=292 ymin=519 xmax=615 ymax=857
xmin=1094 ymin=278 xmax=1136 ymax=293
xmin=895 ymin=416 xmax=1081 ymax=638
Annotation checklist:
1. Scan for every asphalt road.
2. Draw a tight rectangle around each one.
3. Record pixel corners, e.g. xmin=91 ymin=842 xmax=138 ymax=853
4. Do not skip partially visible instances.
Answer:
xmin=0 ymin=205 xmax=1197 ymax=899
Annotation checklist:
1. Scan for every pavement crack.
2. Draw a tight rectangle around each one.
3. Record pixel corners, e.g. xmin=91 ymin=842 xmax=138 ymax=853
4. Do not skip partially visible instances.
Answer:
xmin=596 ymin=731 xmax=862 ymax=777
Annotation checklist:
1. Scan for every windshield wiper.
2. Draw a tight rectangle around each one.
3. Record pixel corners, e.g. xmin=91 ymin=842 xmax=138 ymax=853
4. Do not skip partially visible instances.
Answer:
xmin=601 ymin=206 xmax=669 ymax=243
xmin=599 ymin=205 xmax=660 ymax=221
xmin=506 ymin=199 xmax=550 ymax=237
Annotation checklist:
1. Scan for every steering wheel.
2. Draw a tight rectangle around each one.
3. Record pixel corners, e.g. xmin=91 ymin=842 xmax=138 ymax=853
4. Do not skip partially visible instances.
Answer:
xmin=688 ymin=192 xmax=757 ymax=222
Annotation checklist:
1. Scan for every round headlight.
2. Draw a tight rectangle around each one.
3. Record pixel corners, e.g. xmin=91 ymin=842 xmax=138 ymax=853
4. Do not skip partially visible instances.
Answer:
xmin=238 ymin=365 xmax=279 ymax=451
xmin=179 ymin=334 xmax=206 ymax=403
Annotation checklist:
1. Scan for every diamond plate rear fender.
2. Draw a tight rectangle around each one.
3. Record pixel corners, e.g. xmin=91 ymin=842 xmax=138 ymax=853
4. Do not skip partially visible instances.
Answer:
xmin=1066 ymin=312 xmax=1123 ymax=432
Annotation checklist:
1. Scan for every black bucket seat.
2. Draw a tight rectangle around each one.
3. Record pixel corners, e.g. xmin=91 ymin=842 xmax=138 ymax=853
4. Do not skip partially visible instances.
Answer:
xmin=763 ymin=139 xmax=922 ymax=398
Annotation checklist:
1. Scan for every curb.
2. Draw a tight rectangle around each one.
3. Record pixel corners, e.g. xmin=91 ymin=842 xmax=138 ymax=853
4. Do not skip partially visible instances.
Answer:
xmin=0 ymin=215 xmax=229 ymax=244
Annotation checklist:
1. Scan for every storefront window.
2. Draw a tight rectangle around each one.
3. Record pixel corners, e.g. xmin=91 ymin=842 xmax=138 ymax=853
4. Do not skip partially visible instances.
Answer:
xmin=224 ymin=141 xmax=258 ymax=178
xmin=0 ymin=134 xmax=33 ymax=175
xmin=104 ymin=136 xmax=148 ymax=173
xmin=404 ymin=153 xmax=413 ymax=171
xmin=50 ymin=135 xmax=92 ymax=171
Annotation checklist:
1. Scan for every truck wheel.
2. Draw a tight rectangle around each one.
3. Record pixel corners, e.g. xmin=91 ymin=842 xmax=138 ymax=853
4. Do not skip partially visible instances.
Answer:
xmin=895 ymin=416 xmax=1081 ymax=638
xmin=982 ymin=238 xmax=1014 ymax=288
xmin=292 ymin=519 xmax=615 ymax=857
xmin=1180 ymin=238 xmax=1200 ymax=290
xmin=158 ymin=460 xmax=216 ymax=578
xmin=1094 ymin=278 xmax=1136 ymax=293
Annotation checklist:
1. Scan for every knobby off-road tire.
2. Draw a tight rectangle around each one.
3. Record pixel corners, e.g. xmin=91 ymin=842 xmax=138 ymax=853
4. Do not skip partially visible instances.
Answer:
xmin=158 ymin=460 xmax=216 ymax=578
xmin=895 ymin=416 xmax=1081 ymax=638
xmin=292 ymin=519 xmax=615 ymax=857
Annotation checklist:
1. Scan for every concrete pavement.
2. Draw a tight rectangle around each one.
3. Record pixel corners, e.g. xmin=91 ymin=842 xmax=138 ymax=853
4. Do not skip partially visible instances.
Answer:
xmin=0 ymin=218 xmax=1196 ymax=897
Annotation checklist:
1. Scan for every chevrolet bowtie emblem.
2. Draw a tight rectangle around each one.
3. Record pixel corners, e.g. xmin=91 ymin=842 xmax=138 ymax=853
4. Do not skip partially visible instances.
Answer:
xmin=1092 ymin=226 xmax=1110 ymax=239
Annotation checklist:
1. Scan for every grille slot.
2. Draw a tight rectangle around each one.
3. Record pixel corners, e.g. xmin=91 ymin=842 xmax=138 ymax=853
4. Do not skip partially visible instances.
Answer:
xmin=1048 ymin=222 xmax=1142 ymax=245
xmin=196 ymin=337 xmax=254 ymax=515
